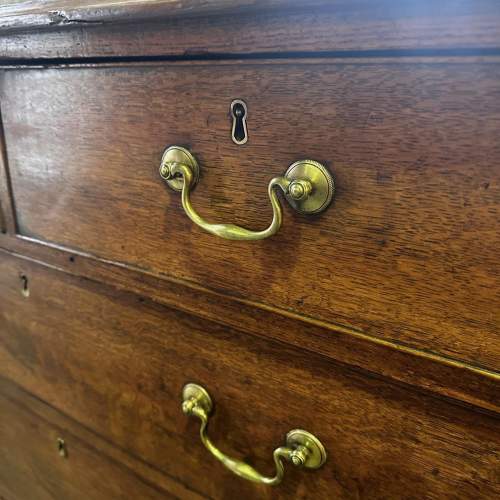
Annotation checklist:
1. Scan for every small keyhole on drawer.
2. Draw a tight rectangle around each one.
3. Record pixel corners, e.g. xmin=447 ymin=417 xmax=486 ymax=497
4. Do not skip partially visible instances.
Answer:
xmin=231 ymin=100 xmax=248 ymax=145
xmin=20 ymin=274 xmax=29 ymax=298
xmin=57 ymin=438 xmax=68 ymax=458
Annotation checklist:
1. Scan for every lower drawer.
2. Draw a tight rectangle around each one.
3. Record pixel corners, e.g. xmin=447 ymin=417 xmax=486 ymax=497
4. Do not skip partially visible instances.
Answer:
xmin=0 ymin=251 xmax=499 ymax=499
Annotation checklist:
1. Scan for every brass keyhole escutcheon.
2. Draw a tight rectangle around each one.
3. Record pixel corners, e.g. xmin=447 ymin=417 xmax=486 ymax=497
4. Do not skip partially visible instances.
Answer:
xmin=230 ymin=99 xmax=248 ymax=145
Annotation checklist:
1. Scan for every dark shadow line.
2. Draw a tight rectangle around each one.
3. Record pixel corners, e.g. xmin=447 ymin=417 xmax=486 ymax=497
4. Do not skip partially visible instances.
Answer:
xmin=1 ymin=46 xmax=500 ymax=66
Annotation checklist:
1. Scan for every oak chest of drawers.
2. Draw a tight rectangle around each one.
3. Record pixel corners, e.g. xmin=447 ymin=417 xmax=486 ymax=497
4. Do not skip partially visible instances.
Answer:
xmin=0 ymin=1 xmax=499 ymax=499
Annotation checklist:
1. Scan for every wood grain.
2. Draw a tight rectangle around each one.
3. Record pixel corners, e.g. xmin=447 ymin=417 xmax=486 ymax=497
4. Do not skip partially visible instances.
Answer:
xmin=1 ymin=241 xmax=499 ymax=417
xmin=0 ymin=4 xmax=498 ymax=498
xmin=1 ymin=1 xmax=500 ymax=59
xmin=0 ymin=379 xmax=199 ymax=499
xmin=0 ymin=0 xmax=335 ymax=31
xmin=2 ymin=60 xmax=499 ymax=371
xmin=0 ymin=251 xmax=499 ymax=499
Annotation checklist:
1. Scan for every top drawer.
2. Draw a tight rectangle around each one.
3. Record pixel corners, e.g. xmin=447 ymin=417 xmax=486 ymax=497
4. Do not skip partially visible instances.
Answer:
xmin=1 ymin=61 xmax=499 ymax=369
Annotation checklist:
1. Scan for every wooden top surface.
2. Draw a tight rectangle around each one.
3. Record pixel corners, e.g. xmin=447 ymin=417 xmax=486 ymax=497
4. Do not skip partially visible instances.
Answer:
xmin=1 ymin=1 xmax=499 ymax=59
xmin=0 ymin=0 xmax=331 ymax=31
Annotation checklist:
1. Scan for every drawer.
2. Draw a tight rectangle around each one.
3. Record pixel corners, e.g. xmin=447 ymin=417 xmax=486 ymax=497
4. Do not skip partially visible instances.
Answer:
xmin=1 ymin=61 xmax=499 ymax=371
xmin=0 ymin=378 xmax=186 ymax=500
xmin=0 ymin=252 xmax=499 ymax=499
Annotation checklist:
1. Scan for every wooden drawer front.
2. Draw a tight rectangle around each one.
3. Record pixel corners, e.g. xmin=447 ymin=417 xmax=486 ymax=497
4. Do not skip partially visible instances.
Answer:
xmin=0 ymin=252 xmax=499 ymax=499
xmin=2 ymin=62 xmax=499 ymax=371
xmin=0 ymin=381 xmax=172 ymax=500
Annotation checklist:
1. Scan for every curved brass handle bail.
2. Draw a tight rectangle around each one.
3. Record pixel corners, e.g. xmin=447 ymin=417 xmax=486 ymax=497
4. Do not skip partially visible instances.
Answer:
xmin=182 ymin=383 xmax=327 ymax=486
xmin=175 ymin=162 xmax=289 ymax=240
xmin=160 ymin=146 xmax=334 ymax=241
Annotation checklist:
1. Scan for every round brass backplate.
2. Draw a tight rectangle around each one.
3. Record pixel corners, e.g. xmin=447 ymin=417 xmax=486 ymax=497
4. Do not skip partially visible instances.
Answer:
xmin=284 ymin=160 xmax=334 ymax=214
xmin=160 ymin=146 xmax=200 ymax=192
xmin=286 ymin=429 xmax=327 ymax=469
xmin=182 ymin=383 xmax=213 ymax=414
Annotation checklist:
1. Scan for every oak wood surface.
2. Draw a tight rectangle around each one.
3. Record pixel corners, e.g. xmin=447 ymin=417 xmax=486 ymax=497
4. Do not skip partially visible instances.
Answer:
xmin=1 ymin=240 xmax=499 ymax=418
xmin=1 ymin=1 xmax=500 ymax=60
xmin=0 ymin=3 xmax=498 ymax=498
xmin=1 ymin=60 xmax=499 ymax=371
xmin=0 ymin=0 xmax=334 ymax=31
xmin=0 ymin=379 xmax=195 ymax=500
xmin=0 ymin=251 xmax=499 ymax=499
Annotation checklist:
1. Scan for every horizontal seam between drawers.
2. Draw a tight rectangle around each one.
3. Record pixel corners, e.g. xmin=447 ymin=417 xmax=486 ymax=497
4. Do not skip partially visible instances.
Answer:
xmin=2 ymin=47 xmax=500 ymax=67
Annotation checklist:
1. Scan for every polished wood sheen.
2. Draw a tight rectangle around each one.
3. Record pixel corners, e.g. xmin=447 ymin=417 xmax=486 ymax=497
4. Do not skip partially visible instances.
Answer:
xmin=2 ymin=61 xmax=499 ymax=370
xmin=1 ymin=1 xmax=500 ymax=60
xmin=0 ymin=0 xmax=337 ymax=29
xmin=0 ymin=252 xmax=499 ymax=499
xmin=0 ymin=1 xmax=499 ymax=498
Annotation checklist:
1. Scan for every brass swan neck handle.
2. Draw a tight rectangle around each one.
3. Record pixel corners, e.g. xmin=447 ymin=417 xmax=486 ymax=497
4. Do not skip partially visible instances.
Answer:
xmin=160 ymin=146 xmax=334 ymax=241
xmin=181 ymin=383 xmax=327 ymax=486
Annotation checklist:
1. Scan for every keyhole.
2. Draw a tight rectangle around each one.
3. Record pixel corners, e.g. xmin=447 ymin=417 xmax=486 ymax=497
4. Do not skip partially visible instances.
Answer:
xmin=20 ymin=274 xmax=29 ymax=298
xmin=231 ymin=100 xmax=248 ymax=145
xmin=57 ymin=438 xmax=68 ymax=458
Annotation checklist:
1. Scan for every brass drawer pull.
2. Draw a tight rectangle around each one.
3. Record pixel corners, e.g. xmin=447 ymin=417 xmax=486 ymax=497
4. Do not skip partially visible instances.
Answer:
xmin=160 ymin=146 xmax=334 ymax=241
xmin=182 ymin=383 xmax=327 ymax=486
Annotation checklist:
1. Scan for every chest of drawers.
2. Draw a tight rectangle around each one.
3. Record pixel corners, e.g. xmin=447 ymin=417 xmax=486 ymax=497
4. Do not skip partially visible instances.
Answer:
xmin=0 ymin=1 xmax=499 ymax=499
